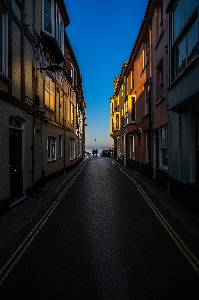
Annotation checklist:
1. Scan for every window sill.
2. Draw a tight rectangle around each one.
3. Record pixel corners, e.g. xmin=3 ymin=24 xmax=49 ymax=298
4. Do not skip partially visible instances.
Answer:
xmin=47 ymin=159 xmax=56 ymax=162
xmin=142 ymin=113 xmax=149 ymax=120
xmin=155 ymin=31 xmax=164 ymax=49
xmin=159 ymin=166 xmax=168 ymax=173
xmin=169 ymin=55 xmax=199 ymax=90
xmin=155 ymin=97 xmax=164 ymax=106
xmin=0 ymin=73 xmax=11 ymax=83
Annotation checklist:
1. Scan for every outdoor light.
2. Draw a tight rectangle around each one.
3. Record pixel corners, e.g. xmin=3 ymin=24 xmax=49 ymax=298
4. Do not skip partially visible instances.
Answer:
xmin=40 ymin=64 xmax=63 ymax=72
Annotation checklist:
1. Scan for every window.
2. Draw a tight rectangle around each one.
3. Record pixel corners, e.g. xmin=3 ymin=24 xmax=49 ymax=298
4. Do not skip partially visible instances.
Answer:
xmin=70 ymin=102 xmax=74 ymax=126
xmin=125 ymin=99 xmax=128 ymax=126
xmin=144 ymin=83 xmax=150 ymax=114
xmin=71 ymin=64 xmax=75 ymax=86
xmin=157 ymin=1 xmax=163 ymax=38
xmin=130 ymin=135 xmax=135 ymax=160
xmin=116 ymin=113 xmax=119 ymax=130
xmin=0 ymin=6 xmax=7 ymax=76
xmin=146 ymin=131 xmax=149 ymax=163
xmin=172 ymin=0 xmax=198 ymax=79
xmin=69 ymin=138 xmax=75 ymax=160
xmin=157 ymin=61 xmax=163 ymax=101
xmin=145 ymin=35 xmax=150 ymax=66
xmin=59 ymin=135 xmax=62 ymax=157
xmin=131 ymin=96 xmax=136 ymax=122
xmin=43 ymin=0 xmax=54 ymax=35
xmin=45 ymin=74 xmax=55 ymax=110
xmin=47 ymin=136 xmax=56 ymax=161
xmin=56 ymin=5 xmax=64 ymax=52
xmin=160 ymin=126 xmax=168 ymax=167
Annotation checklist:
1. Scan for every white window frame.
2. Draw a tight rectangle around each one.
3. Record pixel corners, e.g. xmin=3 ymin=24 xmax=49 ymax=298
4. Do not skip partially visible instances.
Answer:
xmin=42 ymin=0 xmax=55 ymax=37
xmin=160 ymin=126 xmax=168 ymax=168
xmin=69 ymin=138 xmax=75 ymax=160
xmin=56 ymin=4 xmax=64 ymax=53
xmin=0 ymin=5 xmax=8 ymax=77
xmin=47 ymin=136 xmax=56 ymax=161
xmin=130 ymin=135 xmax=135 ymax=160
xmin=71 ymin=64 xmax=75 ymax=86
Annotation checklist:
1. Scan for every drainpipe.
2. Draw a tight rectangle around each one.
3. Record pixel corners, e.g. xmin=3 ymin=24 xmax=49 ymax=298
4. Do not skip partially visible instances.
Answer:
xmin=148 ymin=23 xmax=152 ymax=180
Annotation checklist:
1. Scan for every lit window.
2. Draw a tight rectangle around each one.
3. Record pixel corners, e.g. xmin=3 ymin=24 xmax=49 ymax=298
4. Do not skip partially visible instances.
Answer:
xmin=0 ymin=6 xmax=7 ymax=76
xmin=47 ymin=136 xmax=56 ymax=161
xmin=115 ymin=113 xmax=119 ymax=130
xmin=172 ymin=0 xmax=198 ymax=80
xmin=45 ymin=74 xmax=55 ymax=110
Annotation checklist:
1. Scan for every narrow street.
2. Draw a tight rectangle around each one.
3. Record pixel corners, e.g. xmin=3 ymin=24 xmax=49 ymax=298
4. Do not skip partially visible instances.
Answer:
xmin=0 ymin=157 xmax=199 ymax=300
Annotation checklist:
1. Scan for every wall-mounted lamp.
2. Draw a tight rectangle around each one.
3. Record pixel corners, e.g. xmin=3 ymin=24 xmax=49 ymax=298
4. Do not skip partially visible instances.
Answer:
xmin=40 ymin=64 xmax=63 ymax=72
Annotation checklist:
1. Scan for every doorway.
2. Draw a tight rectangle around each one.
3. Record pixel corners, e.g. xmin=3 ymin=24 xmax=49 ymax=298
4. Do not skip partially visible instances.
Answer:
xmin=9 ymin=118 xmax=23 ymax=200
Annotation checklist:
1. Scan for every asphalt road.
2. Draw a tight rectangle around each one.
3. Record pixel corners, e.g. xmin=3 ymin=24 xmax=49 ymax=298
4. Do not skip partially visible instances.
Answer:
xmin=0 ymin=157 xmax=199 ymax=299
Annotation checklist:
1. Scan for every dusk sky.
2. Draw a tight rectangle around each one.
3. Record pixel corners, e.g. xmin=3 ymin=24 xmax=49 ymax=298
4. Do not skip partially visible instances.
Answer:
xmin=65 ymin=0 xmax=149 ymax=148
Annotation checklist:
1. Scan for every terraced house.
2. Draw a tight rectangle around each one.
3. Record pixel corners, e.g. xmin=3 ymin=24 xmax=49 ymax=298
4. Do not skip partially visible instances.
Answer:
xmin=110 ymin=0 xmax=169 ymax=181
xmin=110 ymin=0 xmax=199 ymax=218
xmin=0 ymin=0 xmax=86 ymax=213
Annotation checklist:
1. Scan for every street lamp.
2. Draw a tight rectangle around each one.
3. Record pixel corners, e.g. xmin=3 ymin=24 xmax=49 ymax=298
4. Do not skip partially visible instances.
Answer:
xmin=40 ymin=64 xmax=63 ymax=72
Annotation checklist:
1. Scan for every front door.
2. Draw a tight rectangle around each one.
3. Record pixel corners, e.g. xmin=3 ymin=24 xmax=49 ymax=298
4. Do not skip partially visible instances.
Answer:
xmin=196 ymin=116 xmax=199 ymax=182
xmin=9 ymin=128 xmax=23 ymax=199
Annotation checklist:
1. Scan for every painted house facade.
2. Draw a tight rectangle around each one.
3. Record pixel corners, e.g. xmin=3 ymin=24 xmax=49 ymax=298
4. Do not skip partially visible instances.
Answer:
xmin=0 ymin=0 xmax=86 ymax=213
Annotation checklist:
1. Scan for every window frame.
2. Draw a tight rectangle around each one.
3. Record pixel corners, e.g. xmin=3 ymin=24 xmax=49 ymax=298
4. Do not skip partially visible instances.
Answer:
xmin=45 ymin=74 xmax=55 ymax=111
xmin=171 ymin=1 xmax=198 ymax=80
xmin=42 ymin=0 xmax=55 ymax=37
xmin=56 ymin=3 xmax=64 ymax=53
xmin=0 ymin=5 xmax=8 ymax=77
xmin=160 ymin=126 xmax=168 ymax=168
xmin=47 ymin=136 xmax=56 ymax=161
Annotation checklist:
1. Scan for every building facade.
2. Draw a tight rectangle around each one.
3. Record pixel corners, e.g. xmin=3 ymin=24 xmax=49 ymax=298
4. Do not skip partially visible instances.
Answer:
xmin=166 ymin=0 xmax=199 ymax=216
xmin=110 ymin=0 xmax=199 ymax=218
xmin=0 ymin=0 xmax=86 ymax=213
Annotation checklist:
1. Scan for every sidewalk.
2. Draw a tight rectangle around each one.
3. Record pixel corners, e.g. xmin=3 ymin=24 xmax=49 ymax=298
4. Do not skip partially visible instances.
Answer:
xmin=0 ymin=157 xmax=199 ymax=253
xmin=117 ymin=161 xmax=199 ymax=245
xmin=0 ymin=158 xmax=87 ymax=252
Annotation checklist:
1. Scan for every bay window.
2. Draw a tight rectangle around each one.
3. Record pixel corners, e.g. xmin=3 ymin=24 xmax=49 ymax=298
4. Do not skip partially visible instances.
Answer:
xmin=172 ymin=0 xmax=198 ymax=80
xmin=43 ymin=0 xmax=54 ymax=35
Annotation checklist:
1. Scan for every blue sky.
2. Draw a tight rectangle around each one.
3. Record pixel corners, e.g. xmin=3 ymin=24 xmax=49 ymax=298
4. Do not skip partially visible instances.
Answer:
xmin=65 ymin=0 xmax=149 ymax=148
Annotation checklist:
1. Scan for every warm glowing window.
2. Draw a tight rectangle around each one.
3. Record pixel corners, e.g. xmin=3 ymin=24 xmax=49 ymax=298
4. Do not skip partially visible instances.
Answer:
xmin=45 ymin=74 xmax=55 ymax=110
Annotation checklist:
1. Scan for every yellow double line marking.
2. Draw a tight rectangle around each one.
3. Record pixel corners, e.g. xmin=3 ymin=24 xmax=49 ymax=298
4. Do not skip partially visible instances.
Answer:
xmin=120 ymin=167 xmax=199 ymax=276
xmin=0 ymin=165 xmax=85 ymax=286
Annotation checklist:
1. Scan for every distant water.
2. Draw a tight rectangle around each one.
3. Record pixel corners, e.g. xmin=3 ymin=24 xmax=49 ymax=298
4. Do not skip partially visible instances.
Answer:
xmin=85 ymin=147 xmax=110 ymax=154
